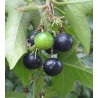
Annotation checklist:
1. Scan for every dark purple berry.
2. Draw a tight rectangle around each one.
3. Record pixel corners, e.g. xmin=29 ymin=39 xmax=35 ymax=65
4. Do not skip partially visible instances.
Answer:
xmin=54 ymin=33 xmax=73 ymax=52
xmin=27 ymin=31 xmax=38 ymax=46
xmin=43 ymin=58 xmax=62 ymax=76
xmin=23 ymin=53 xmax=43 ymax=69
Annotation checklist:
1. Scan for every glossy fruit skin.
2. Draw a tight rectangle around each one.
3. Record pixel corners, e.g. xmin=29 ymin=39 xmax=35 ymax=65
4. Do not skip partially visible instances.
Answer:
xmin=27 ymin=38 xmax=34 ymax=46
xmin=45 ymin=32 xmax=58 ymax=54
xmin=54 ymin=33 xmax=73 ymax=52
xmin=43 ymin=58 xmax=63 ymax=76
xmin=27 ymin=31 xmax=38 ymax=46
xmin=23 ymin=53 xmax=43 ymax=69
xmin=34 ymin=32 xmax=54 ymax=50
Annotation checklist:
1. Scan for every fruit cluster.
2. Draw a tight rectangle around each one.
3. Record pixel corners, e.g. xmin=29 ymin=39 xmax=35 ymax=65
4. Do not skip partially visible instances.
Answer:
xmin=23 ymin=27 xmax=73 ymax=76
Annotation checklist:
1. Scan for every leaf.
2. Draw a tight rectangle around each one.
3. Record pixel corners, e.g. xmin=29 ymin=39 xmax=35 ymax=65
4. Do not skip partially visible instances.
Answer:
xmin=30 ymin=0 xmax=42 ymax=29
xmin=44 ymin=86 xmax=59 ymax=98
xmin=5 ymin=0 xmax=33 ymax=69
xmin=54 ymin=0 xmax=92 ymax=53
xmin=67 ymin=93 xmax=78 ymax=98
xmin=64 ymin=0 xmax=92 ymax=53
xmin=81 ymin=53 xmax=93 ymax=67
xmin=5 ymin=92 xmax=25 ymax=98
xmin=34 ymin=71 xmax=45 ymax=97
xmin=52 ymin=40 xmax=93 ymax=97
xmin=13 ymin=56 xmax=33 ymax=86
xmin=5 ymin=79 xmax=14 ymax=91
xmin=67 ymin=80 xmax=92 ymax=98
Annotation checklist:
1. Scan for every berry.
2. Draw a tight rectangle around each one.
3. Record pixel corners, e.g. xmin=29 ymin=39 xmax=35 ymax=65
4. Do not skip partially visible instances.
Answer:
xmin=23 ymin=53 xmax=43 ymax=69
xmin=45 ymin=32 xmax=58 ymax=54
xmin=54 ymin=33 xmax=73 ymax=52
xmin=27 ymin=31 xmax=38 ymax=46
xmin=27 ymin=38 xmax=34 ymax=46
xmin=43 ymin=58 xmax=63 ymax=76
xmin=34 ymin=32 xmax=54 ymax=50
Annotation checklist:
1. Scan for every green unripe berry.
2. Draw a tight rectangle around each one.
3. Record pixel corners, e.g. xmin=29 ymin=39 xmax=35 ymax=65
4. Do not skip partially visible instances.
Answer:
xmin=34 ymin=32 xmax=54 ymax=50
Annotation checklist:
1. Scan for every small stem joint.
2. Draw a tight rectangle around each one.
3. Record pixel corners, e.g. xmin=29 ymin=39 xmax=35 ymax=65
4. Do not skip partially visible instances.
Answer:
xmin=39 ymin=92 xmax=45 ymax=98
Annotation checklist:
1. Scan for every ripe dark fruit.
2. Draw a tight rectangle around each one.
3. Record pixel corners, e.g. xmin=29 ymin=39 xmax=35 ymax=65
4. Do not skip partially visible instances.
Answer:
xmin=34 ymin=32 xmax=54 ymax=50
xmin=23 ymin=53 xmax=43 ymax=69
xmin=43 ymin=58 xmax=63 ymax=76
xmin=54 ymin=33 xmax=73 ymax=52
xmin=27 ymin=38 xmax=34 ymax=46
xmin=27 ymin=31 xmax=38 ymax=46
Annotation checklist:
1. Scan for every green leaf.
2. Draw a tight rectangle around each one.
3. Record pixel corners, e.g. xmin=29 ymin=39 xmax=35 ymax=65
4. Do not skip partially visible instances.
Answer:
xmin=52 ymin=40 xmax=93 ymax=97
xmin=44 ymin=86 xmax=59 ymax=98
xmin=30 ymin=1 xmax=41 ymax=29
xmin=81 ymin=53 xmax=93 ymax=67
xmin=34 ymin=71 xmax=45 ymax=97
xmin=67 ymin=93 xmax=78 ymax=98
xmin=5 ymin=79 xmax=14 ymax=91
xmin=5 ymin=92 xmax=25 ymax=98
xmin=64 ymin=0 xmax=92 ymax=53
xmin=13 ymin=56 xmax=33 ymax=86
xmin=31 ymin=10 xmax=41 ymax=29
xmin=5 ymin=0 xmax=34 ymax=69
xmin=67 ymin=80 xmax=92 ymax=98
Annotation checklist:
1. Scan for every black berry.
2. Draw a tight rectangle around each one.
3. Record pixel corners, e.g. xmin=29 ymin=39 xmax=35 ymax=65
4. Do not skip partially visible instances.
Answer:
xmin=27 ymin=31 xmax=38 ymax=46
xmin=43 ymin=58 xmax=62 ymax=76
xmin=54 ymin=33 xmax=73 ymax=52
xmin=23 ymin=53 xmax=43 ymax=69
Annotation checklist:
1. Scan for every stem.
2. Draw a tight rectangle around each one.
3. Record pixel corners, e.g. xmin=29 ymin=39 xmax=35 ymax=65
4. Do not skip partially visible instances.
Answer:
xmin=42 ymin=96 xmax=44 ymax=98
xmin=46 ymin=0 xmax=50 ymax=4
xmin=16 ymin=0 xmax=67 ymax=12
xmin=34 ymin=48 xmax=38 ymax=59
xmin=16 ymin=4 xmax=46 ymax=12
xmin=39 ymin=92 xmax=45 ymax=98
xmin=51 ymin=0 xmax=67 ymax=5
xmin=33 ymin=80 xmax=35 ymax=98
xmin=51 ymin=46 xmax=53 ymax=57
xmin=63 ymin=0 xmax=67 ymax=2
xmin=54 ymin=6 xmax=65 ymax=14
xmin=31 ymin=69 xmax=42 ymax=98
xmin=40 ymin=95 xmax=44 ymax=98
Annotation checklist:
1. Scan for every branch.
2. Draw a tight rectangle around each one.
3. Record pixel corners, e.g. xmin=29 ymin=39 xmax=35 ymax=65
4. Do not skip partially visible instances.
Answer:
xmin=16 ymin=4 xmax=46 ymax=12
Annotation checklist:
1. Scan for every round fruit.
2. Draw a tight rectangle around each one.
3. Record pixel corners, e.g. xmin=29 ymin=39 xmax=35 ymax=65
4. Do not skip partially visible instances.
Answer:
xmin=27 ymin=31 xmax=38 ymax=46
xmin=43 ymin=58 xmax=63 ymax=76
xmin=45 ymin=32 xmax=57 ymax=54
xmin=54 ymin=33 xmax=73 ymax=52
xmin=23 ymin=53 xmax=43 ymax=69
xmin=34 ymin=32 xmax=54 ymax=50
